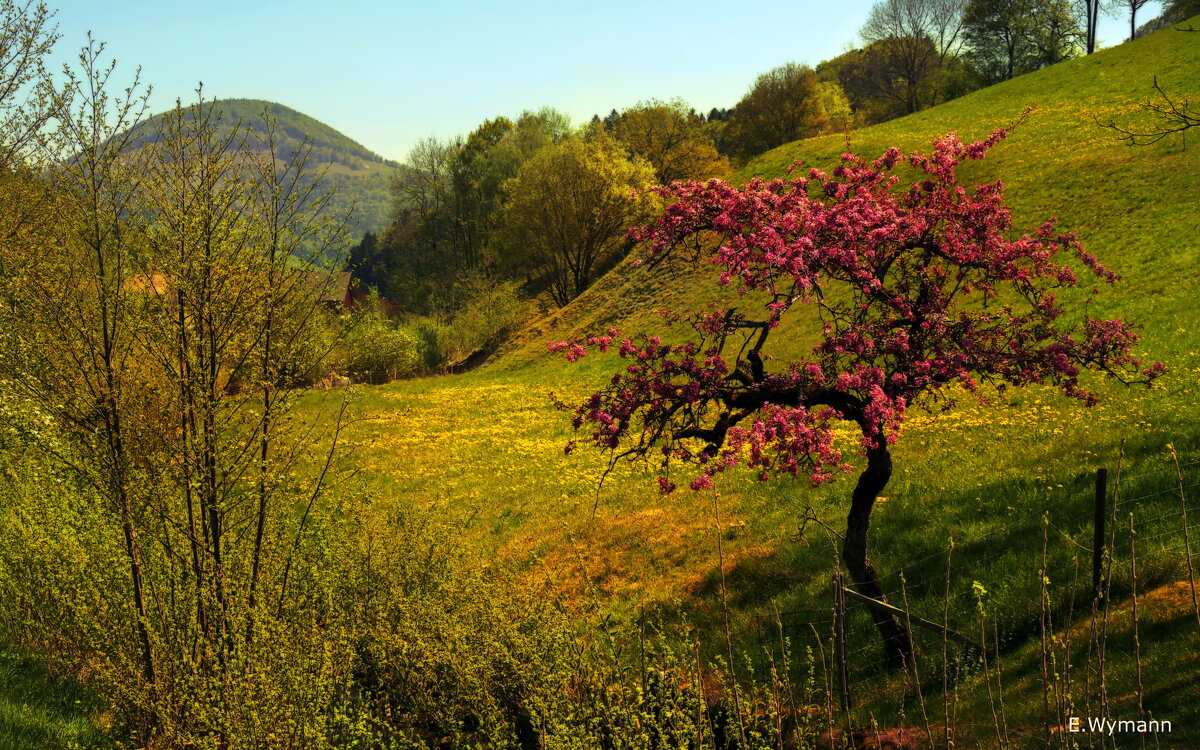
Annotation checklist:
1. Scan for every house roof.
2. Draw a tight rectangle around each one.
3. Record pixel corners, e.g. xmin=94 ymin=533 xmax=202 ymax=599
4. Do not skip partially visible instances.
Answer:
xmin=306 ymin=270 xmax=352 ymax=303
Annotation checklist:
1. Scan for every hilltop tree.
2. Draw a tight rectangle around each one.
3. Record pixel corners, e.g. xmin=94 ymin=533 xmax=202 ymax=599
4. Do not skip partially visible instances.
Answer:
xmin=819 ymin=36 xmax=976 ymax=127
xmin=1025 ymin=0 xmax=1082 ymax=67
xmin=860 ymin=0 xmax=969 ymax=113
xmin=963 ymin=0 xmax=1080 ymax=83
xmin=723 ymin=63 xmax=829 ymax=159
xmin=501 ymin=134 xmax=659 ymax=306
xmin=611 ymin=99 xmax=731 ymax=184
xmin=550 ymin=124 xmax=1162 ymax=663
xmin=1165 ymin=0 xmax=1200 ymax=22
xmin=1121 ymin=0 xmax=1154 ymax=39
xmin=817 ymin=48 xmax=898 ymax=124
xmin=1085 ymin=0 xmax=1101 ymax=51
xmin=963 ymin=0 xmax=1037 ymax=82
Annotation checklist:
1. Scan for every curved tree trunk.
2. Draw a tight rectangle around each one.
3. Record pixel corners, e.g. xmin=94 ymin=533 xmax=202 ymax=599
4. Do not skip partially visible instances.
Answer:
xmin=841 ymin=441 xmax=913 ymax=668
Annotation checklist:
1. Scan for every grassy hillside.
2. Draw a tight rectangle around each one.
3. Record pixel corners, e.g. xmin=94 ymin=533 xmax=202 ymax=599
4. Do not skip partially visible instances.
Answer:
xmin=130 ymin=98 xmax=396 ymax=239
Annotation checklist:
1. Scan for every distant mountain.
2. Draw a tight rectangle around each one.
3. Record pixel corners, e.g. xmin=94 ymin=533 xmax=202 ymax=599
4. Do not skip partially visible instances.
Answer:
xmin=131 ymin=98 xmax=396 ymax=244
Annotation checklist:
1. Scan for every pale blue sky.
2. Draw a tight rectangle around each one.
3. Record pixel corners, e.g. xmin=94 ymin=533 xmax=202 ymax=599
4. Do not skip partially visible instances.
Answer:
xmin=46 ymin=0 xmax=1157 ymax=162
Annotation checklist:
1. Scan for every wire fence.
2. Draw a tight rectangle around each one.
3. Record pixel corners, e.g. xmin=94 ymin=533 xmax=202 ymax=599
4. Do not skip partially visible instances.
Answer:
xmin=735 ymin=449 xmax=1200 ymax=744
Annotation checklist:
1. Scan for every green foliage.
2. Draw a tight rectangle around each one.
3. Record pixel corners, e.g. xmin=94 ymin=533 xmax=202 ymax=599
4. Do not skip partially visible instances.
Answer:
xmin=0 ymin=40 xmax=366 ymax=743
xmin=339 ymin=310 xmax=420 ymax=384
xmin=325 ymin=168 xmax=394 ymax=237
xmin=405 ymin=317 xmax=449 ymax=372
xmin=346 ymin=230 xmax=384 ymax=290
xmin=817 ymin=47 xmax=902 ymax=125
xmin=500 ymin=133 xmax=660 ymax=307
xmin=0 ymin=0 xmax=60 ymax=173
xmin=609 ymin=98 xmax=731 ymax=183
xmin=368 ymin=108 xmax=572 ymax=316
xmin=858 ymin=0 xmax=979 ymax=114
xmin=816 ymin=80 xmax=854 ymax=132
xmin=723 ymin=63 xmax=829 ymax=158
xmin=963 ymin=0 xmax=1082 ymax=84
xmin=438 ymin=274 xmax=533 ymax=362
xmin=1166 ymin=0 xmax=1200 ymax=20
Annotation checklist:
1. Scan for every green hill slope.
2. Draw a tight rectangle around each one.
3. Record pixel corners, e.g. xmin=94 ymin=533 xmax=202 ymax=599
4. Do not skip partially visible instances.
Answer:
xmin=130 ymin=98 xmax=396 ymax=240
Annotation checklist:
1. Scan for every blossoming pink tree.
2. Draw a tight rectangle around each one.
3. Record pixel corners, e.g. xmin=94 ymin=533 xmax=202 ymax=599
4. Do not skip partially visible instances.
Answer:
xmin=550 ymin=125 xmax=1163 ymax=663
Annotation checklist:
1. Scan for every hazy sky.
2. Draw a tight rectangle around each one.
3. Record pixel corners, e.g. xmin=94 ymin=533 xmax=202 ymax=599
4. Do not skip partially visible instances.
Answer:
xmin=47 ymin=0 xmax=1158 ymax=162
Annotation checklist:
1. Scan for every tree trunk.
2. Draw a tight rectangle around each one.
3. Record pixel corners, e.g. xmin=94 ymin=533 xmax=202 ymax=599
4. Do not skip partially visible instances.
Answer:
xmin=1087 ymin=1 xmax=1099 ymax=54
xmin=841 ymin=441 xmax=913 ymax=668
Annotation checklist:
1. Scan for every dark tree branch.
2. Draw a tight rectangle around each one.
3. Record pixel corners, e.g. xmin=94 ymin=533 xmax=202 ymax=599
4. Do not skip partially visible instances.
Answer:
xmin=1096 ymin=76 xmax=1199 ymax=145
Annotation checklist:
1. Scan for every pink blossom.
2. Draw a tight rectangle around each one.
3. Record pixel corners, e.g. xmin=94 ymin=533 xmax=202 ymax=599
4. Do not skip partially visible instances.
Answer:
xmin=551 ymin=127 xmax=1162 ymax=495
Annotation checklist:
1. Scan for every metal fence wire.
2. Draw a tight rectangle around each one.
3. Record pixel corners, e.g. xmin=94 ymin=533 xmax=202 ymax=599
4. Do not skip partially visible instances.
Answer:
xmin=743 ymin=453 xmax=1200 ymax=732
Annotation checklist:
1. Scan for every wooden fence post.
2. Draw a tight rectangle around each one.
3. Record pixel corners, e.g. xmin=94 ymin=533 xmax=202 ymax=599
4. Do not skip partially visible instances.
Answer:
xmin=1093 ymin=468 xmax=1108 ymax=599
xmin=833 ymin=572 xmax=852 ymax=716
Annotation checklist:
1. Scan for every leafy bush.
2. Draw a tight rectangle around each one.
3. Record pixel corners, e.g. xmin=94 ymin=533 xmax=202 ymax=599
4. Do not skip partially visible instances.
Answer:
xmin=404 ymin=316 xmax=448 ymax=372
xmin=339 ymin=314 xmax=420 ymax=384
xmin=396 ymin=277 xmax=532 ymax=372
xmin=439 ymin=277 xmax=531 ymax=362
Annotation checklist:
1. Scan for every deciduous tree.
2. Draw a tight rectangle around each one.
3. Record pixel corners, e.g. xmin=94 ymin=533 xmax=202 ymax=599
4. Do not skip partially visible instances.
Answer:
xmin=501 ymin=134 xmax=658 ymax=306
xmin=1165 ymin=0 xmax=1200 ymax=22
xmin=964 ymin=0 xmax=1037 ymax=82
xmin=964 ymin=0 xmax=1080 ymax=83
xmin=723 ymin=63 xmax=828 ymax=159
xmin=861 ymin=0 xmax=969 ymax=112
xmin=375 ymin=108 xmax=570 ymax=313
xmin=1028 ymin=0 xmax=1083 ymax=66
xmin=2 ymin=44 xmax=354 ymax=741
xmin=611 ymin=99 xmax=730 ymax=183
xmin=1122 ymin=0 xmax=1154 ymax=39
xmin=550 ymin=124 xmax=1162 ymax=664
xmin=1079 ymin=0 xmax=1102 ymax=52
xmin=0 ymin=0 xmax=61 ymax=171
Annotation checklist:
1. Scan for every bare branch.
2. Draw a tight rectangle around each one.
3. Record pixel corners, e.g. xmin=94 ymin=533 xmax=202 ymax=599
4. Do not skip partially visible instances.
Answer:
xmin=1095 ymin=76 xmax=1200 ymax=145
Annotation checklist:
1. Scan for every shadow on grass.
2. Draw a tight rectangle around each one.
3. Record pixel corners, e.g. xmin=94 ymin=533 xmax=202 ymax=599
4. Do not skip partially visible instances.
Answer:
xmin=0 ymin=645 xmax=112 ymax=750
